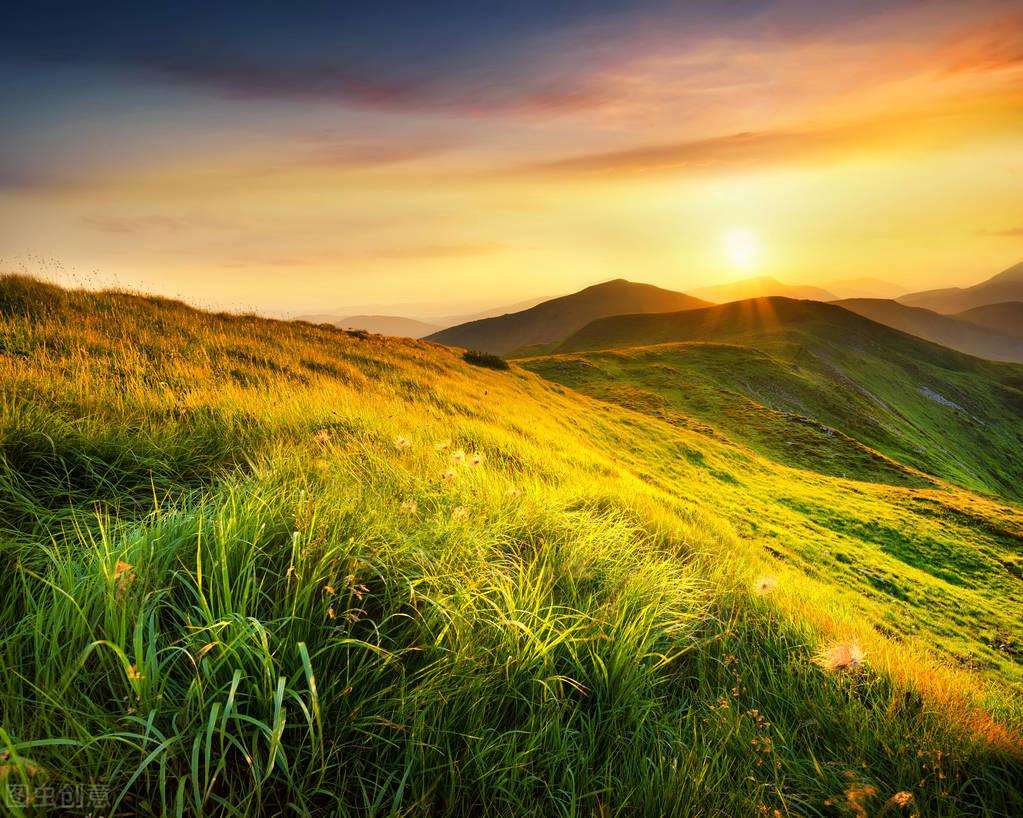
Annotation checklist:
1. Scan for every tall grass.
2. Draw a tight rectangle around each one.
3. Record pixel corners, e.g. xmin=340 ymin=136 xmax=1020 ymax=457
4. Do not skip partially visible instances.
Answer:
xmin=1 ymin=276 xmax=1021 ymax=816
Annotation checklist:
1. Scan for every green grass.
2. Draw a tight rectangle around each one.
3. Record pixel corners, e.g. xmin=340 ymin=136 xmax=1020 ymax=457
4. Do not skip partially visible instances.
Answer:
xmin=543 ymin=298 xmax=1023 ymax=501
xmin=1 ymin=276 xmax=1022 ymax=816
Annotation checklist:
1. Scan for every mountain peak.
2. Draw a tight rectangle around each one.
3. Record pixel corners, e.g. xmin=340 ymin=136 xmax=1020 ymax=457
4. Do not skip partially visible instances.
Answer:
xmin=427 ymin=279 xmax=710 ymax=354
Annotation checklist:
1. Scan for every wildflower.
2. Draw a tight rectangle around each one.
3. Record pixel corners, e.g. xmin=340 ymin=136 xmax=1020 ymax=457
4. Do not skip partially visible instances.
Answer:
xmin=506 ymin=486 xmax=521 ymax=498
xmin=888 ymin=791 xmax=914 ymax=808
xmin=441 ymin=469 xmax=456 ymax=481
xmin=815 ymin=641 xmax=865 ymax=672
xmin=394 ymin=436 xmax=411 ymax=450
xmin=400 ymin=500 xmax=418 ymax=515
xmin=323 ymin=584 xmax=336 ymax=595
xmin=450 ymin=449 xmax=465 ymax=463
xmin=451 ymin=506 xmax=470 ymax=522
xmin=126 ymin=664 xmax=143 ymax=682
xmin=327 ymin=606 xmax=336 ymax=620
xmin=435 ymin=440 xmax=450 ymax=451
xmin=468 ymin=452 xmax=484 ymax=467
xmin=114 ymin=560 xmax=135 ymax=596
xmin=313 ymin=428 xmax=331 ymax=444
xmin=753 ymin=575 xmax=778 ymax=595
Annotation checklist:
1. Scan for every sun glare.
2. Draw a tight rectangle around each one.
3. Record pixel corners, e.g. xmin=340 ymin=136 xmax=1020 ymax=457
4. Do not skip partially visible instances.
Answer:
xmin=722 ymin=227 xmax=760 ymax=271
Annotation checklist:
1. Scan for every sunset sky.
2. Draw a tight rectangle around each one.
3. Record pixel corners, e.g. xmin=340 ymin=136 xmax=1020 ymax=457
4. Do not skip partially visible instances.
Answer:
xmin=2 ymin=1 xmax=1022 ymax=315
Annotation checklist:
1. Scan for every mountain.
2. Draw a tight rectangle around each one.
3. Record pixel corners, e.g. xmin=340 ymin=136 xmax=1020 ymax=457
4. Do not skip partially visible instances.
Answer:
xmin=4 ymin=275 xmax=1023 ymax=815
xmin=296 ymin=314 xmax=442 ymax=338
xmin=833 ymin=298 xmax=1023 ymax=363
xmin=824 ymin=277 xmax=908 ymax=299
xmin=689 ymin=275 xmax=837 ymax=303
xmin=544 ymin=296 xmax=1023 ymax=500
xmin=426 ymin=279 xmax=711 ymax=355
xmin=434 ymin=295 xmax=551 ymax=326
xmin=955 ymin=302 xmax=1023 ymax=340
xmin=898 ymin=260 xmax=1023 ymax=313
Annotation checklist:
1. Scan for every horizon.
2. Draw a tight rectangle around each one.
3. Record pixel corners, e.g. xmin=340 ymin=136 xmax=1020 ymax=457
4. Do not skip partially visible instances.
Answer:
xmin=2 ymin=1 xmax=1022 ymax=313
xmin=2 ymin=263 xmax=1019 ymax=322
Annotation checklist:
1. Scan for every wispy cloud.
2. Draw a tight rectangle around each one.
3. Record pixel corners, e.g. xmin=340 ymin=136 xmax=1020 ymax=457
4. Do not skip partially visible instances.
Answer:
xmin=82 ymin=215 xmax=234 ymax=234
xmin=350 ymin=241 xmax=506 ymax=261
xmin=980 ymin=225 xmax=1023 ymax=238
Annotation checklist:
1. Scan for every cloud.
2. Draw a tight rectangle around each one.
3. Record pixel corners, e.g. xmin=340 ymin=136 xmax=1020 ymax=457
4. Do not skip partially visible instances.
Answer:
xmin=980 ymin=226 xmax=1023 ymax=238
xmin=352 ymin=241 xmax=505 ymax=261
xmin=82 ymin=215 xmax=233 ymax=234
xmin=517 ymin=97 xmax=1023 ymax=178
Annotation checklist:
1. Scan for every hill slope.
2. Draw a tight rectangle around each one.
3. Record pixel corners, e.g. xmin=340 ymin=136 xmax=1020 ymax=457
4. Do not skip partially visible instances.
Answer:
xmin=899 ymin=261 xmax=1023 ymax=313
xmin=552 ymin=297 xmax=1023 ymax=500
xmin=2 ymin=277 xmax=1022 ymax=816
xmin=691 ymin=275 xmax=837 ymax=303
xmin=426 ymin=279 xmax=710 ymax=355
xmin=834 ymin=298 xmax=1023 ymax=362
xmin=296 ymin=313 xmax=442 ymax=338
xmin=955 ymin=301 xmax=1023 ymax=339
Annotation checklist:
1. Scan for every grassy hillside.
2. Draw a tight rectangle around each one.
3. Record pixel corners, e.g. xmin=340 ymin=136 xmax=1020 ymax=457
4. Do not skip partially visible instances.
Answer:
xmin=426 ymin=279 xmax=710 ymax=355
xmin=2 ymin=277 xmax=1023 ymax=816
xmin=833 ymin=299 xmax=1023 ymax=363
xmin=549 ymin=297 xmax=1023 ymax=502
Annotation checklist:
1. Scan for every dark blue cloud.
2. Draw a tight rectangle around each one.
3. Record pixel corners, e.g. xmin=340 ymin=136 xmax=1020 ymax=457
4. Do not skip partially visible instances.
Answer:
xmin=0 ymin=1 xmax=795 ymax=111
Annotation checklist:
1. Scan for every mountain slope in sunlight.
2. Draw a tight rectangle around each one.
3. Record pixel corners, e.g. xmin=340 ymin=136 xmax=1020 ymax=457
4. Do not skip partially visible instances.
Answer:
xmin=2 ymin=276 xmax=1021 ymax=816
xmin=426 ymin=279 xmax=710 ymax=355
xmin=548 ymin=297 xmax=1023 ymax=501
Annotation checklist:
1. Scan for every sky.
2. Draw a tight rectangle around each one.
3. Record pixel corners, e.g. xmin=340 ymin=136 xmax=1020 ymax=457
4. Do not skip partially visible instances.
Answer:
xmin=1 ymin=1 xmax=1021 ymax=316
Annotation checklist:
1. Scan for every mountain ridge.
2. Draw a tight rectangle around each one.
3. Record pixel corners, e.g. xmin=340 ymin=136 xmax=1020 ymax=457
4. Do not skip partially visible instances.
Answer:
xmin=833 ymin=298 xmax=1023 ymax=363
xmin=898 ymin=261 xmax=1023 ymax=313
xmin=426 ymin=278 xmax=711 ymax=355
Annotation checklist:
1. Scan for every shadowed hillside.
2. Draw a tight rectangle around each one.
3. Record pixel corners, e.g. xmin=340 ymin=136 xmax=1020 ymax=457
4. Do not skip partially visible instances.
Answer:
xmin=426 ymin=279 xmax=710 ymax=355
xmin=834 ymin=298 xmax=1023 ymax=362
xmin=899 ymin=261 xmax=1023 ymax=313
xmin=2 ymin=277 xmax=1022 ymax=816
xmin=549 ymin=297 xmax=1023 ymax=501
xmin=955 ymin=302 xmax=1023 ymax=340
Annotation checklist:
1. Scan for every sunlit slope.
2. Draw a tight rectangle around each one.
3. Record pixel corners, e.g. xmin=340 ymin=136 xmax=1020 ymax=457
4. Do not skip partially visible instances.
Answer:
xmin=2 ymin=277 xmax=1022 ymax=816
xmin=549 ymin=297 xmax=1023 ymax=501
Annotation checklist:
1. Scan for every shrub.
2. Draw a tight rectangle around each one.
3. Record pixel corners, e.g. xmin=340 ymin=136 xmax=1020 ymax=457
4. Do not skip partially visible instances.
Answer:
xmin=462 ymin=349 xmax=510 ymax=370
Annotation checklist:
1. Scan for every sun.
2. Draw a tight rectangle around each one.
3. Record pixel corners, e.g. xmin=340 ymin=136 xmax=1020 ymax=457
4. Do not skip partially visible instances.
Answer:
xmin=722 ymin=227 xmax=760 ymax=271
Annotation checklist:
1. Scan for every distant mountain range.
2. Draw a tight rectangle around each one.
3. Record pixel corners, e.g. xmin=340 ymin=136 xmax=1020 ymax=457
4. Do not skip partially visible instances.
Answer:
xmin=690 ymin=275 xmax=837 ymax=303
xmin=301 ymin=262 xmax=1023 ymax=363
xmin=296 ymin=314 xmax=442 ymax=338
xmin=426 ymin=279 xmax=711 ymax=355
xmin=822 ymin=277 xmax=908 ymax=300
xmin=432 ymin=296 xmax=551 ymax=327
xmin=897 ymin=261 xmax=1023 ymax=313
xmin=834 ymin=299 xmax=1023 ymax=363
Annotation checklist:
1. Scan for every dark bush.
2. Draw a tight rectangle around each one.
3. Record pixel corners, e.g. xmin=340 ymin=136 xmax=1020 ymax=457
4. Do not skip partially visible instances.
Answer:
xmin=462 ymin=350 xmax=509 ymax=370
